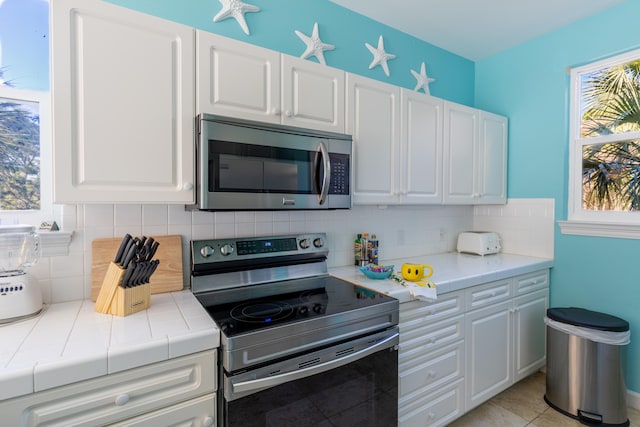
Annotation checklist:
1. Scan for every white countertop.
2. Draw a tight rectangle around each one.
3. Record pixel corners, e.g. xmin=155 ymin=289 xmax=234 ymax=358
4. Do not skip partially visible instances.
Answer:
xmin=0 ymin=290 xmax=219 ymax=401
xmin=330 ymin=252 xmax=554 ymax=303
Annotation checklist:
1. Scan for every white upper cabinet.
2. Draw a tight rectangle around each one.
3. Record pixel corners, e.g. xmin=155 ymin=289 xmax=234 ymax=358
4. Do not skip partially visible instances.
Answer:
xmin=51 ymin=0 xmax=195 ymax=203
xmin=443 ymin=101 xmax=507 ymax=204
xmin=478 ymin=111 xmax=508 ymax=204
xmin=401 ymin=90 xmax=444 ymax=204
xmin=197 ymin=31 xmax=345 ymax=133
xmin=196 ymin=30 xmax=281 ymax=124
xmin=346 ymin=74 xmax=401 ymax=205
xmin=443 ymin=102 xmax=479 ymax=204
xmin=281 ymin=55 xmax=345 ymax=133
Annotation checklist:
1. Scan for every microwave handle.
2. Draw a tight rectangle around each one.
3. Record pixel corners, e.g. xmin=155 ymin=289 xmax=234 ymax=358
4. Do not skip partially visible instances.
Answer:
xmin=318 ymin=141 xmax=330 ymax=205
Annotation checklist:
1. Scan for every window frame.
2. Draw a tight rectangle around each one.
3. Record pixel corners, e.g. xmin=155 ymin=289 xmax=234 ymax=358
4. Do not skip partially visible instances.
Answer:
xmin=561 ymin=47 xmax=640 ymax=239
xmin=0 ymin=86 xmax=53 ymax=226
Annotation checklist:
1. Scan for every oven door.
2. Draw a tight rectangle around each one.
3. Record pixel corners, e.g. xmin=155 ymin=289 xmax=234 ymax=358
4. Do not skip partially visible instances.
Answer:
xmin=221 ymin=328 xmax=399 ymax=427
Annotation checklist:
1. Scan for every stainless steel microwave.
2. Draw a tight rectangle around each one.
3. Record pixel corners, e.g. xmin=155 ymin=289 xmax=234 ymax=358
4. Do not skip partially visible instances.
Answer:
xmin=190 ymin=114 xmax=352 ymax=211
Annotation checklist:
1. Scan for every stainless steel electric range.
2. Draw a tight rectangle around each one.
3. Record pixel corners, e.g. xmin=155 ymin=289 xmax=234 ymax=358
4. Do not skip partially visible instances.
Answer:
xmin=190 ymin=233 xmax=399 ymax=427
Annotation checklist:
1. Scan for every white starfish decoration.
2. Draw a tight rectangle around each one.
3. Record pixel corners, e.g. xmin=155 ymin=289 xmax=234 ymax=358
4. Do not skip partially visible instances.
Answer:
xmin=411 ymin=62 xmax=436 ymax=94
xmin=294 ymin=22 xmax=335 ymax=66
xmin=213 ymin=0 xmax=260 ymax=36
xmin=365 ymin=35 xmax=396 ymax=77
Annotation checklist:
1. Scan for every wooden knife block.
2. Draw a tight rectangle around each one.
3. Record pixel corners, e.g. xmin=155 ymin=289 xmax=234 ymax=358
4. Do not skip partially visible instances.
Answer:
xmin=95 ymin=262 xmax=150 ymax=316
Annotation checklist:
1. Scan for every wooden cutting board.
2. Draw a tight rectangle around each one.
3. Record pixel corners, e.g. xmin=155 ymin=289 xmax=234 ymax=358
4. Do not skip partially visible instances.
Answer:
xmin=91 ymin=235 xmax=184 ymax=301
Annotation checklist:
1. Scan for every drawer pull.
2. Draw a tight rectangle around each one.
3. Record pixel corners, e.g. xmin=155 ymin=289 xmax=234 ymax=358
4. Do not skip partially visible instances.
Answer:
xmin=428 ymin=337 xmax=437 ymax=344
xmin=203 ymin=416 xmax=214 ymax=427
xmin=115 ymin=393 xmax=130 ymax=406
xmin=428 ymin=412 xmax=436 ymax=420
xmin=428 ymin=370 xmax=436 ymax=378
xmin=490 ymin=291 xmax=497 ymax=297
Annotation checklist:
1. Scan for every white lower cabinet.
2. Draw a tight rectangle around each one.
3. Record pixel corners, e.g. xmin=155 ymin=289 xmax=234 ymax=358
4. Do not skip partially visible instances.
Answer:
xmin=465 ymin=299 xmax=512 ymax=410
xmin=0 ymin=350 xmax=216 ymax=427
xmin=109 ymin=394 xmax=215 ymax=427
xmin=398 ymin=269 xmax=549 ymax=426
xmin=398 ymin=292 xmax=465 ymax=427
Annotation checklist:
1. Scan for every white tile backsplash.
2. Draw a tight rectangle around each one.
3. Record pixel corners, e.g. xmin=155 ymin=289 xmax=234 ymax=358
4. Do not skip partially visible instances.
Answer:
xmin=18 ymin=198 xmax=553 ymax=304
xmin=472 ymin=198 xmax=555 ymax=258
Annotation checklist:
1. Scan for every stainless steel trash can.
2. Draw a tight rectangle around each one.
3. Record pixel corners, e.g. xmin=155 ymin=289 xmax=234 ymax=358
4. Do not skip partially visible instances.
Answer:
xmin=544 ymin=307 xmax=630 ymax=426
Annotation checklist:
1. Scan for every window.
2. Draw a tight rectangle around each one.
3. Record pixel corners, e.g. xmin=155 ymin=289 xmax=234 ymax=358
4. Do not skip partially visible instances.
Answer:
xmin=563 ymin=48 xmax=640 ymax=238
xmin=0 ymin=87 xmax=51 ymax=218
xmin=0 ymin=0 xmax=52 ymax=224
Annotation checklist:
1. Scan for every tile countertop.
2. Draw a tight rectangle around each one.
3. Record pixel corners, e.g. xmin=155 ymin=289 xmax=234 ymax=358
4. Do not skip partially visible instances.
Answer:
xmin=0 ymin=290 xmax=219 ymax=401
xmin=330 ymin=252 xmax=554 ymax=303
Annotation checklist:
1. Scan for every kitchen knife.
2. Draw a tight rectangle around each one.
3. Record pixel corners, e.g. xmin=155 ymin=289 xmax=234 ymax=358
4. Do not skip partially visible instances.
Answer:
xmin=122 ymin=260 xmax=136 ymax=288
xmin=147 ymin=240 xmax=160 ymax=261
xmin=127 ymin=262 xmax=144 ymax=287
xmin=121 ymin=243 xmax=138 ymax=269
xmin=146 ymin=259 xmax=160 ymax=283
xmin=114 ymin=234 xmax=132 ymax=265
xmin=140 ymin=237 xmax=155 ymax=261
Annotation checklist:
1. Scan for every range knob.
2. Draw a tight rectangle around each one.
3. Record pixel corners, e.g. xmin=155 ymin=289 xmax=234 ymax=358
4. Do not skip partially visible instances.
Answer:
xmin=220 ymin=244 xmax=234 ymax=256
xmin=313 ymin=303 xmax=324 ymax=314
xmin=200 ymin=245 xmax=215 ymax=258
xmin=313 ymin=238 xmax=324 ymax=248
xmin=299 ymin=239 xmax=310 ymax=249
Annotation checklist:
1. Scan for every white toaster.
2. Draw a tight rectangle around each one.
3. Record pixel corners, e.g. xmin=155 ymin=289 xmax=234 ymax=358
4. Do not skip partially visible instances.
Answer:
xmin=457 ymin=231 xmax=501 ymax=255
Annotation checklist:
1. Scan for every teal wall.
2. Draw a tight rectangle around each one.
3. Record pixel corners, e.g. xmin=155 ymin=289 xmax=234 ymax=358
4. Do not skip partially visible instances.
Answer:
xmin=476 ymin=0 xmax=640 ymax=393
xmin=104 ymin=0 xmax=474 ymax=106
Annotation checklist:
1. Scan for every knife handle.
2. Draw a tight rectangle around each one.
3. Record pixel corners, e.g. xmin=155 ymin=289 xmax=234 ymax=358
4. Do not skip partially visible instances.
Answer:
xmin=122 ymin=261 xmax=136 ymax=288
xmin=114 ymin=234 xmax=132 ymax=264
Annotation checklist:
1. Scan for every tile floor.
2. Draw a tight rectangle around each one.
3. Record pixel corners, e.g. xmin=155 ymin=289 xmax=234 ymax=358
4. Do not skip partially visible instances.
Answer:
xmin=449 ymin=372 xmax=640 ymax=427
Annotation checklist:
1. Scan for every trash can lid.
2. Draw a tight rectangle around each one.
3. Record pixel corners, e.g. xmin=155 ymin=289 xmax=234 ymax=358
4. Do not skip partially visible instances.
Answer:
xmin=547 ymin=307 xmax=629 ymax=332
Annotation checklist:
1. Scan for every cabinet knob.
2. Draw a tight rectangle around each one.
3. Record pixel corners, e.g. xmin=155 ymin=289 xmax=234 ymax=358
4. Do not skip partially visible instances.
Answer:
xmin=114 ymin=393 xmax=130 ymax=406
xmin=272 ymin=108 xmax=281 ymax=116
xmin=428 ymin=412 xmax=436 ymax=420
xmin=285 ymin=110 xmax=293 ymax=118
xmin=183 ymin=182 xmax=194 ymax=191
xmin=203 ymin=416 xmax=214 ymax=427
xmin=428 ymin=370 xmax=436 ymax=378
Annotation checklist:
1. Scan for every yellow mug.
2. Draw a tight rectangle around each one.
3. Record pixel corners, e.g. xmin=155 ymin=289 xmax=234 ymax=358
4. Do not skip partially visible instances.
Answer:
xmin=401 ymin=263 xmax=433 ymax=282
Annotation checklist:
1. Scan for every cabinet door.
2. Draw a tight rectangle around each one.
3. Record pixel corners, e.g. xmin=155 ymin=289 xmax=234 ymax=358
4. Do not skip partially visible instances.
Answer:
xmin=346 ymin=74 xmax=401 ymax=205
xmin=0 ymin=351 xmax=216 ymax=426
xmin=196 ymin=30 xmax=280 ymax=123
xmin=477 ymin=111 xmax=508 ymax=204
xmin=443 ymin=101 xmax=478 ymax=204
xmin=465 ymin=300 xmax=512 ymax=411
xmin=513 ymin=289 xmax=548 ymax=382
xmin=51 ymin=0 xmax=195 ymax=203
xmin=281 ymin=55 xmax=345 ymax=133
xmin=401 ymin=90 xmax=443 ymax=204
xmin=108 ymin=393 xmax=215 ymax=427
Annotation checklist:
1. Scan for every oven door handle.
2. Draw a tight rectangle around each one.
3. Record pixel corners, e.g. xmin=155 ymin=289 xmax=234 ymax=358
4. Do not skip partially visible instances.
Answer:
xmin=317 ymin=141 xmax=330 ymax=205
xmin=230 ymin=331 xmax=398 ymax=395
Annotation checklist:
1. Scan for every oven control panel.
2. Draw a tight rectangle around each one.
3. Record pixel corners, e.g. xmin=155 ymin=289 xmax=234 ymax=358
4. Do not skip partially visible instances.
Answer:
xmin=191 ymin=233 xmax=328 ymax=265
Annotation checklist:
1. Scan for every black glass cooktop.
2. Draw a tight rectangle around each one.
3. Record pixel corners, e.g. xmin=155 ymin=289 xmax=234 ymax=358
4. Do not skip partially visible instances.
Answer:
xmin=202 ymin=276 xmax=395 ymax=337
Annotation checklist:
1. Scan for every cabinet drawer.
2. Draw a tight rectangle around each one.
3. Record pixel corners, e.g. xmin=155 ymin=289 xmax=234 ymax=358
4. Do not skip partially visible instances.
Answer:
xmin=399 ymin=341 xmax=464 ymax=400
xmin=399 ymin=314 xmax=464 ymax=360
xmin=0 ymin=350 xmax=216 ymax=427
xmin=514 ymin=270 xmax=549 ymax=296
xmin=108 ymin=393 xmax=215 ymax=427
xmin=399 ymin=378 xmax=464 ymax=427
xmin=400 ymin=290 xmax=464 ymax=324
xmin=465 ymin=278 xmax=511 ymax=311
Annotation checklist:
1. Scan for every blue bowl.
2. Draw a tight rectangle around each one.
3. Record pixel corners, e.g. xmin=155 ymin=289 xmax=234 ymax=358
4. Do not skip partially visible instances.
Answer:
xmin=358 ymin=264 xmax=394 ymax=280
